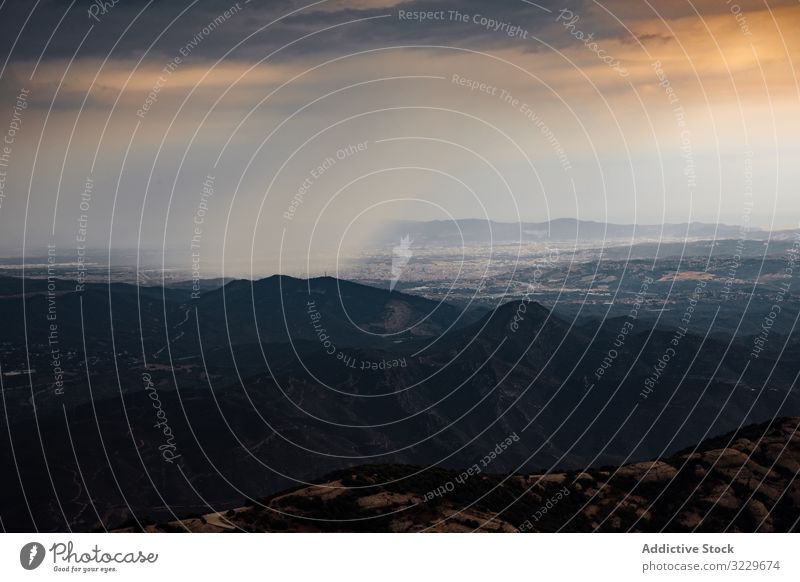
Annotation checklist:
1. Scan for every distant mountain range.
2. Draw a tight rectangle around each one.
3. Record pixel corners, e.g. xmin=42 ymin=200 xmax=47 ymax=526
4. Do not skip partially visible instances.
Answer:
xmin=367 ymin=219 xmax=795 ymax=246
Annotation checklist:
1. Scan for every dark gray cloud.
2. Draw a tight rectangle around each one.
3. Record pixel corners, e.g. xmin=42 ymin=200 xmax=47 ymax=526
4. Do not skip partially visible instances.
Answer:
xmin=5 ymin=0 xmax=799 ymax=72
xmin=0 ymin=0 xmax=598 ymax=70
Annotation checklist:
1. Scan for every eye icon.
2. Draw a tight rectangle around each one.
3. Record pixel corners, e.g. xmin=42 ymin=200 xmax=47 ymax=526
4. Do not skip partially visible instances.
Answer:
xmin=20 ymin=542 xmax=46 ymax=570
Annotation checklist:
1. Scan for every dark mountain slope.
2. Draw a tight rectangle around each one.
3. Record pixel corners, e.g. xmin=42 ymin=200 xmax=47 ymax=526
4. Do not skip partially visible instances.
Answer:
xmin=133 ymin=416 xmax=800 ymax=533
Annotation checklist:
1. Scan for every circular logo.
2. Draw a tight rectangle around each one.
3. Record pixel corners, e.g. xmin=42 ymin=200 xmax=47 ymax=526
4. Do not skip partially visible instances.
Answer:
xmin=19 ymin=542 xmax=46 ymax=570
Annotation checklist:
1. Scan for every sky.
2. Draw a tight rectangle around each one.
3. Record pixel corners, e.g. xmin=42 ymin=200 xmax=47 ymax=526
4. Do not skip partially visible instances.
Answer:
xmin=0 ymin=0 xmax=798 ymax=274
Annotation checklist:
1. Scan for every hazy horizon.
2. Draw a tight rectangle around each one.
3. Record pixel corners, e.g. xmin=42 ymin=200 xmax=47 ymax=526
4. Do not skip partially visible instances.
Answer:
xmin=1 ymin=0 xmax=799 ymax=265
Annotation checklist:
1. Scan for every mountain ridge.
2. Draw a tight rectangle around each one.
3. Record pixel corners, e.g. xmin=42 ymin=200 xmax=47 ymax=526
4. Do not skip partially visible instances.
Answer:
xmin=123 ymin=416 xmax=800 ymax=533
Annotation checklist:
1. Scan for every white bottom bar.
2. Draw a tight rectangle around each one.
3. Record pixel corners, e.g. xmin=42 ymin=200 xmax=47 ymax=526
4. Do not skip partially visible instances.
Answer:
xmin=1 ymin=533 xmax=797 ymax=581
